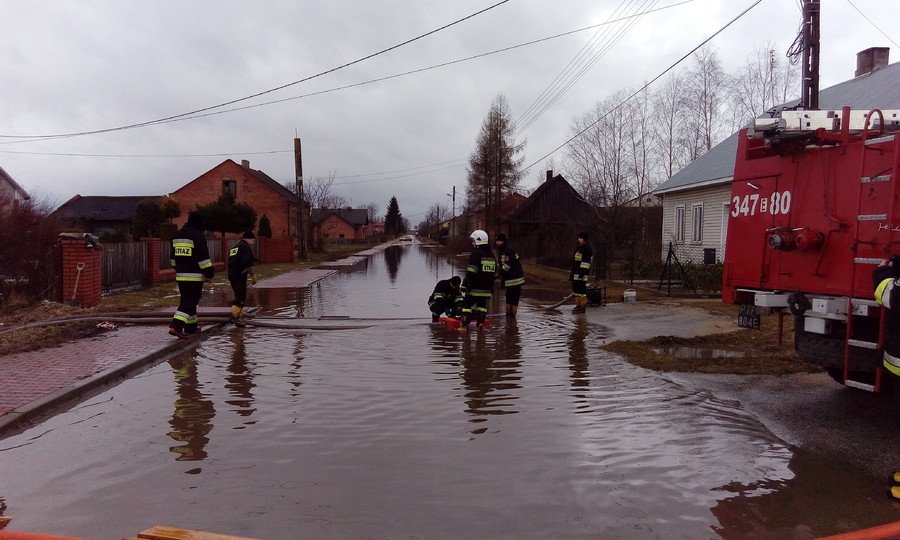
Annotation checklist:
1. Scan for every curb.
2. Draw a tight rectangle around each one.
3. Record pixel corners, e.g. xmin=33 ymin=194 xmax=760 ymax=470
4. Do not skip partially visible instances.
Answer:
xmin=0 ymin=324 xmax=223 ymax=437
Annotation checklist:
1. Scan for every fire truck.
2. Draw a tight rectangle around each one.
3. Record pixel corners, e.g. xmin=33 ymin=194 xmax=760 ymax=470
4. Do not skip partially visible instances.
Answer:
xmin=722 ymin=107 xmax=900 ymax=393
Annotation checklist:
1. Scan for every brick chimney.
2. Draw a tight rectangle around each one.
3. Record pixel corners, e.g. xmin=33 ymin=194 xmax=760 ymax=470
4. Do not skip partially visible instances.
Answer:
xmin=545 ymin=170 xmax=553 ymax=182
xmin=241 ymin=159 xmax=250 ymax=170
xmin=855 ymin=47 xmax=889 ymax=77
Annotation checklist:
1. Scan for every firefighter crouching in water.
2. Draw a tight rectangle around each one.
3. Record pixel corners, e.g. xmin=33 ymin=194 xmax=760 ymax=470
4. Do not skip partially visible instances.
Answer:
xmin=872 ymin=255 xmax=900 ymax=501
xmin=427 ymin=275 xmax=462 ymax=323
xmin=494 ymin=233 xmax=524 ymax=319
xmin=168 ymin=211 xmax=215 ymax=339
xmin=228 ymin=230 xmax=257 ymax=327
xmin=570 ymin=231 xmax=593 ymax=314
xmin=460 ymin=229 xmax=496 ymax=330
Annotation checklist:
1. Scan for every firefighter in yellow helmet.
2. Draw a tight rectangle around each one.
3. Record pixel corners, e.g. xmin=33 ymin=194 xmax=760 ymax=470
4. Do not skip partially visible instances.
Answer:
xmin=873 ymin=255 xmax=900 ymax=500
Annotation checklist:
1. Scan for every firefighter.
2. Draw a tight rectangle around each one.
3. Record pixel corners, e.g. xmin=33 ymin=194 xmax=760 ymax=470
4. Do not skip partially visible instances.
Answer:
xmin=872 ymin=256 xmax=900 ymax=500
xmin=570 ymin=231 xmax=593 ymax=314
xmin=460 ymin=229 xmax=496 ymax=330
xmin=168 ymin=212 xmax=214 ymax=339
xmin=427 ymin=275 xmax=462 ymax=323
xmin=494 ymin=233 xmax=525 ymax=319
xmin=228 ymin=230 xmax=257 ymax=327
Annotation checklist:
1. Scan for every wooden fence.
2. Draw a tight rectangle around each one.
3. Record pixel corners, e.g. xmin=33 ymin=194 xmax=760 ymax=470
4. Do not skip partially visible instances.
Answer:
xmin=102 ymin=242 xmax=147 ymax=294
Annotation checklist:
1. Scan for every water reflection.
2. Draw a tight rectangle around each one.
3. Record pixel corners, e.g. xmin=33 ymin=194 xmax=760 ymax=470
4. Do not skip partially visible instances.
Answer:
xmin=225 ymin=331 xmax=256 ymax=420
xmin=568 ymin=318 xmax=590 ymax=398
xmin=459 ymin=325 xmax=521 ymax=432
xmin=709 ymin=448 xmax=900 ymax=538
xmin=384 ymin=245 xmax=404 ymax=283
xmin=167 ymin=354 xmax=216 ymax=462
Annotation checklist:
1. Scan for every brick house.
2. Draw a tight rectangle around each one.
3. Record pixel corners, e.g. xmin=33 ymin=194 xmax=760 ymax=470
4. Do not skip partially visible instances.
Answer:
xmin=170 ymin=159 xmax=301 ymax=238
xmin=311 ymin=208 xmax=369 ymax=243
xmin=0 ymin=164 xmax=30 ymax=210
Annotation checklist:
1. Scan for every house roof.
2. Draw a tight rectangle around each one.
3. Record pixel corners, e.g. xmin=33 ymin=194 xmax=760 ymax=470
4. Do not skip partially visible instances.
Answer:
xmin=242 ymin=162 xmax=300 ymax=203
xmin=51 ymin=195 xmax=162 ymax=221
xmin=310 ymin=207 xmax=369 ymax=226
xmin=654 ymin=60 xmax=900 ymax=195
xmin=0 ymin=164 xmax=30 ymax=200
xmin=510 ymin=174 xmax=593 ymax=222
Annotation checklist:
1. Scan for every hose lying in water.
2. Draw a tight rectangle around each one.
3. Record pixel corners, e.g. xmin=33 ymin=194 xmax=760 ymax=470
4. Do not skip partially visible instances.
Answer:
xmin=541 ymin=293 xmax=573 ymax=311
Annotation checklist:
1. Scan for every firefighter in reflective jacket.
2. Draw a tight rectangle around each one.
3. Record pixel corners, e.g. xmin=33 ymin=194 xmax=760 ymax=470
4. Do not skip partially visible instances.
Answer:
xmin=427 ymin=275 xmax=462 ymax=322
xmin=460 ymin=230 xmax=496 ymax=330
xmin=168 ymin=212 xmax=214 ymax=339
xmin=570 ymin=231 xmax=593 ymax=314
xmin=873 ymin=256 xmax=900 ymax=500
xmin=228 ymin=230 xmax=257 ymax=327
xmin=494 ymin=233 xmax=524 ymax=319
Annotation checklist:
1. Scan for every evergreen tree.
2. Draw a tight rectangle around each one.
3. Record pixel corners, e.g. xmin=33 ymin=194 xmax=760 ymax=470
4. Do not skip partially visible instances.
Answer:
xmin=258 ymin=214 xmax=273 ymax=238
xmin=133 ymin=197 xmax=180 ymax=239
xmin=195 ymin=192 xmax=257 ymax=237
xmin=384 ymin=196 xmax=404 ymax=237
xmin=466 ymin=93 xmax=524 ymax=234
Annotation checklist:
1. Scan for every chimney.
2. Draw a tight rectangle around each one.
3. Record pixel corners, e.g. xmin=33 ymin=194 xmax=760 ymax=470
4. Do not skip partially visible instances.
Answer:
xmin=855 ymin=47 xmax=889 ymax=77
xmin=545 ymin=170 xmax=553 ymax=182
xmin=241 ymin=159 xmax=250 ymax=170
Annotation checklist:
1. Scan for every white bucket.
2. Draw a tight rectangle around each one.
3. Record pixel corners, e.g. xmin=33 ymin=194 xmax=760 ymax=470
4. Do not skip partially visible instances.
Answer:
xmin=623 ymin=289 xmax=637 ymax=303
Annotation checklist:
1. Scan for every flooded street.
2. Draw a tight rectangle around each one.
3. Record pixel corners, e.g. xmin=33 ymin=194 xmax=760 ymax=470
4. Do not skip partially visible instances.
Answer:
xmin=1 ymin=244 xmax=897 ymax=539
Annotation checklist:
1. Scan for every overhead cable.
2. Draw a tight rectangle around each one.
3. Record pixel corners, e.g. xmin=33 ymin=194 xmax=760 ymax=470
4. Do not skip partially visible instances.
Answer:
xmin=0 ymin=0 xmax=513 ymax=141
xmin=522 ymin=0 xmax=764 ymax=173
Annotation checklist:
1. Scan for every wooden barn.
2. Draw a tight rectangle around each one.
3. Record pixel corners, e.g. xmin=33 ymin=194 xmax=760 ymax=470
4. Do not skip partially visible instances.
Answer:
xmin=506 ymin=172 xmax=597 ymax=270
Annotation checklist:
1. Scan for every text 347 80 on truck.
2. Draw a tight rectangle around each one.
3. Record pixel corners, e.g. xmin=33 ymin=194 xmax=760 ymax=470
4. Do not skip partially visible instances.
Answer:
xmin=722 ymin=107 xmax=900 ymax=394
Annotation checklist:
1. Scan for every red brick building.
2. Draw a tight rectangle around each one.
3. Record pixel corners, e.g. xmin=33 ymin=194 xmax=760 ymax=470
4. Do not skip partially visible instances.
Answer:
xmin=311 ymin=208 xmax=369 ymax=243
xmin=170 ymin=159 xmax=301 ymax=238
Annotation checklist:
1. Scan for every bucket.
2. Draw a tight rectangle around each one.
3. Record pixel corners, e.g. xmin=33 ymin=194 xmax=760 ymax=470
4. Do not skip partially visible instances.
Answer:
xmin=623 ymin=289 xmax=637 ymax=303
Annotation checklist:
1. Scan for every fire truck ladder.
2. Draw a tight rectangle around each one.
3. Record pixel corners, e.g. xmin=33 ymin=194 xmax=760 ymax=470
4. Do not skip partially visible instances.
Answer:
xmin=844 ymin=111 xmax=898 ymax=392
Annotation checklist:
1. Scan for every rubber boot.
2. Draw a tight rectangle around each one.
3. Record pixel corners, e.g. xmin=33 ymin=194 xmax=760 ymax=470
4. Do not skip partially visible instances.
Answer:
xmin=509 ymin=305 xmax=518 ymax=320
xmin=230 ymin=305 xmax=243 ymax=326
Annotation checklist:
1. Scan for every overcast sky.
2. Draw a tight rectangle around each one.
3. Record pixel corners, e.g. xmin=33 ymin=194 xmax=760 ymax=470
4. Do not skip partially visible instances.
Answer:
xmin=1 ymin=0 xmax=897 ymax=223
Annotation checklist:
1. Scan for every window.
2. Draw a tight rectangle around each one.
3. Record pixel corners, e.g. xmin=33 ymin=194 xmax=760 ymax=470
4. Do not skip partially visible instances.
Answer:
xmin=222 ymin=179 xmax=236 ymax=197
xmin=674 ymin=205 xmax=685 ymax=243
xmin=691 ymin=203 xmax=704 ymax=243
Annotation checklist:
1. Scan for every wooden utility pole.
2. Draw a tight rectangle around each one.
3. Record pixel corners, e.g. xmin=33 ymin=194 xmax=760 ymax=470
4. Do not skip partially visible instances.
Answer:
xmin=294 ymin=137 xmax=307 ymax=259
xmin=800 ymin=0 xmax=820 ymax=110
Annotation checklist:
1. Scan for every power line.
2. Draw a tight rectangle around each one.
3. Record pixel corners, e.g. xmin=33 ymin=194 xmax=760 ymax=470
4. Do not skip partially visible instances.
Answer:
xmin=0 ymin=0 xmax=513 ymax=141
xmin=0 ymin=0 xmax=692 ymax=148
xmin=0 ymin=149 xmax=291 ymax=158
xmin=844 ymin=0 xmax=900 ymax=49
xmin=514 ymin=0 xmax=658 ymax=136
xmin=522 ymin=0 xmax=764 ymax=173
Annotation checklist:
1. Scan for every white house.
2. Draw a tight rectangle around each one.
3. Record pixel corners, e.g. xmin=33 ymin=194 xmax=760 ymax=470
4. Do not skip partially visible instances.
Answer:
xmin=654 ymin=48 xmax=900 ymax=264
xmin=0 ymin=164 xmax=30 ymax=210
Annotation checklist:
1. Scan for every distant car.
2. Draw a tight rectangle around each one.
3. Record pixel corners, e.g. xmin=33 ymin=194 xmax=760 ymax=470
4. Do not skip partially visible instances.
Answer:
xmin=398 ymin=235 xmax=413 ymax=243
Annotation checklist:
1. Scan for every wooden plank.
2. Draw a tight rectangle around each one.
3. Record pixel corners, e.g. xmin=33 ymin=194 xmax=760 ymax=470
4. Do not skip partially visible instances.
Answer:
xmin=136 ymin=526 xmax=260 ymax=540
xmin=0 ymin=517 xmax=10 ymax=530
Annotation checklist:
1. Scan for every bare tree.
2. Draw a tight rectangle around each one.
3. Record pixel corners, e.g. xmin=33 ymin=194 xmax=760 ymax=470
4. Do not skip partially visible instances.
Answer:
xmin=684 ymin=47 xmax=727 ymax=158
xmin=728 ymin=43 xmax=801 ymax=126
xmin=284 ymin=172 xmax=347 ymax=209
xmin=652 ymin=72 xmax=690 ymax=179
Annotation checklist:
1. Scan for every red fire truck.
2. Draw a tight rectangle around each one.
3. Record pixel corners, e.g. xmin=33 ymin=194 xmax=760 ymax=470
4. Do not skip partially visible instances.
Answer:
xmin=722 ymin=107 xmax=900 ymax=393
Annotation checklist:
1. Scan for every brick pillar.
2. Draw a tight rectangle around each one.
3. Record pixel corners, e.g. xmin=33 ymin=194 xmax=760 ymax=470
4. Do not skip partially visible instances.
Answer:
xmin=143 ymin=237 xmax=162 ymax=284
xmin=59 ymin=236 xmax=102 ymax=307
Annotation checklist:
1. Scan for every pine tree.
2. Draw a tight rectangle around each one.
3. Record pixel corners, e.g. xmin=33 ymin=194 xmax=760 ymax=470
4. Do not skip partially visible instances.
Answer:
xmin=466 ymin=93 xmax=525 ymax=234
xmin=384 ymin=196 xmax=403 ymax=237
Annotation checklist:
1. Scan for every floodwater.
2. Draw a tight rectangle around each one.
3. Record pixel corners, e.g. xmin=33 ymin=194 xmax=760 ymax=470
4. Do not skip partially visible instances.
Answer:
xmin=0 ymin=244 xmax=897 ymax=539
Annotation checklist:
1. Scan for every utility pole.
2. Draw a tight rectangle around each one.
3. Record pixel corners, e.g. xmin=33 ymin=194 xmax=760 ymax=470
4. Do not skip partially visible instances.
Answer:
xmin=800 ymin=0 xmax=820 ymax=110
xmin=447 ymin=185 xmax=456 ymax=248
xmin=294 ymin=137 xmax=307 ymax=259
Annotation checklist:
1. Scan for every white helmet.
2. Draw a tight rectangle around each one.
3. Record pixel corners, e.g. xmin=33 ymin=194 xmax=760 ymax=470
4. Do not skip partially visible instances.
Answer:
xmin=470 ymin=229 xmax=488 ymax=246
